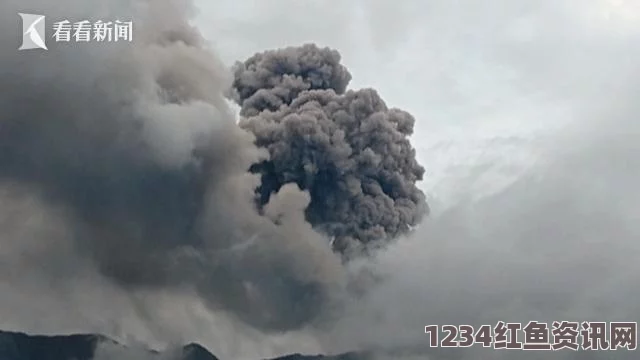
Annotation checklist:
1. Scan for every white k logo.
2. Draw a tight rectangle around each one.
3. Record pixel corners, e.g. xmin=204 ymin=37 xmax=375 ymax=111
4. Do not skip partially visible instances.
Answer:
xmin=19 ymin=13 xmax=48 ymax=51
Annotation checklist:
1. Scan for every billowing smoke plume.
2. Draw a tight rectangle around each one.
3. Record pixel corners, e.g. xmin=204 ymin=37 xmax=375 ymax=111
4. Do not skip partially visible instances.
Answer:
xmin=0 ymin=0 xmax=360 ymax=334
xmin=231 ymin=44 xmax=427 ymax=253
xmin=7 ymin=0 xmax=639 ymax=359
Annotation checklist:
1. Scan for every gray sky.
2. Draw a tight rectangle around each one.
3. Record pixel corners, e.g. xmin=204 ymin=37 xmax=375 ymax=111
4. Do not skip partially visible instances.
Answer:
xmin=190 ymin=1 xmax=640 ymax=359
xmin=193 ymin=0 xmax=640 ymax=208
xmin=0 ymin=1 xmax=639 ymax=360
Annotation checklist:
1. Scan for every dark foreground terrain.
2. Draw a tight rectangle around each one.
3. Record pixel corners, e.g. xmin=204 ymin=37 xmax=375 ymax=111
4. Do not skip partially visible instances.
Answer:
xmin=0 ymin=330 xmax=364 ymax=360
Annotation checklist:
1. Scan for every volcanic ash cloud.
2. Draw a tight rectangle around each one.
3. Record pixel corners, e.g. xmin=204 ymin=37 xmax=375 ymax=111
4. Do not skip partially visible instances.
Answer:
xmin=231 ymin=44 xmax=428 ymax=254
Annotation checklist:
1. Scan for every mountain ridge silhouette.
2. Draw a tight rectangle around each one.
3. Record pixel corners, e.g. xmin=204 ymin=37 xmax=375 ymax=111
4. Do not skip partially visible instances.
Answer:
xmin=0 ymin=329 xmax=366 ymax=360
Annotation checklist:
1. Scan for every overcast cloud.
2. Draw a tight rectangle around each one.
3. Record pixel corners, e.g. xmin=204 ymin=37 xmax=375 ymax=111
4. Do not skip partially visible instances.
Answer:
xmin=194 ymin=1 xmax=640 ymax=359
xmin=0 ymin=1 xmax=639 ymax=360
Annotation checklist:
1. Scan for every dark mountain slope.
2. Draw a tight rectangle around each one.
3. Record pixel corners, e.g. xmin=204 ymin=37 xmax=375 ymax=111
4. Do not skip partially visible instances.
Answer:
xmin=0 ymin=330 xmax=366 ymax=360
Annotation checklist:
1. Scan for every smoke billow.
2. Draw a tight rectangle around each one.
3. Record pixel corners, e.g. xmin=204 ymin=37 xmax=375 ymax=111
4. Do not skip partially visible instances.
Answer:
xmin=0 ymin=0 xmax=358 ymax=335
xmin=231 ymin=44 xmax=427 ymax=253
xmin=4 ymin=0 xmax=640 ymax=360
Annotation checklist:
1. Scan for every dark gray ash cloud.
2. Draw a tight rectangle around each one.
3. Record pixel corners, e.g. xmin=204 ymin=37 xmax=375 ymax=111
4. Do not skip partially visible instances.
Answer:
xmin=231 ymin=44 xmax=427 ymax=253
xmin=0 ymin=0 xmax=350 ymax=334
xmin=4 ymin=1 xmax=639 ymax=360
